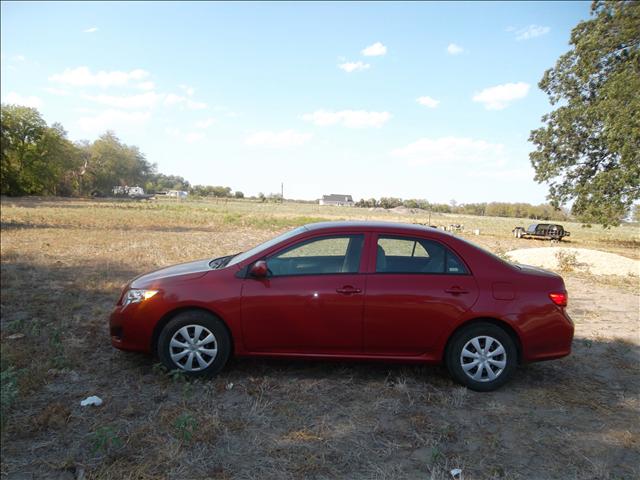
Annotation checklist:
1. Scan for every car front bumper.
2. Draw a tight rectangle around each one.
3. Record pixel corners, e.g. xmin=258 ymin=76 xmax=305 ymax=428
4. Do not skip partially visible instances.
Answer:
xmin=109 ymin=302 xmax=158 ymax=353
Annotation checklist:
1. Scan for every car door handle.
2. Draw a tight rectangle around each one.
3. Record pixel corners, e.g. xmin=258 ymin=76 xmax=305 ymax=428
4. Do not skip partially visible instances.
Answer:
xmin=336 ymin=286 xmax=362 ymax=295
xmin=445 ymin=287 xmax=469 ymax=295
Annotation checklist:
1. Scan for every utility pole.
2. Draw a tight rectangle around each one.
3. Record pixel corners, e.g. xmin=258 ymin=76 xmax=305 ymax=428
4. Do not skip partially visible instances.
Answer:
xmin=281 ymin=182 xmax=284 ymax=203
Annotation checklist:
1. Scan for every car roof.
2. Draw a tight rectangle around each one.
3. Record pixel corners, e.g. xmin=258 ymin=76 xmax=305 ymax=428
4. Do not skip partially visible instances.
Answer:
xmin=303 ymin=220 xmax=440 ymax=234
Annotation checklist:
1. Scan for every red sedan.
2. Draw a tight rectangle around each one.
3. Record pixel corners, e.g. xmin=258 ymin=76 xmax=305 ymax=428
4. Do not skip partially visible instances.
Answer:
xmin=110 ymin=221 xmax=573 ymax=391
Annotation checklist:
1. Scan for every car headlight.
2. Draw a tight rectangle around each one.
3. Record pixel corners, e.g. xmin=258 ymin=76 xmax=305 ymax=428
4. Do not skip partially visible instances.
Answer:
xmin=122 ymin=289 xmax=159 ymax=307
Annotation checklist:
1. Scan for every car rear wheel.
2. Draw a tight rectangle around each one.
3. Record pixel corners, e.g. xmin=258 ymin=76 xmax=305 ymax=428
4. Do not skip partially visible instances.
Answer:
xmin=446 ymin=322 xmax=517 ymax=391
xmin=157 ymin=311 xmax=231 ymax=377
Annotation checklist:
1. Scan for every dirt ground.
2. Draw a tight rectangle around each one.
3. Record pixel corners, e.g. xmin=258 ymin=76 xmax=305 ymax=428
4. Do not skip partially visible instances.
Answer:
xmin=1 ymin=198 xmax=639 ymax=480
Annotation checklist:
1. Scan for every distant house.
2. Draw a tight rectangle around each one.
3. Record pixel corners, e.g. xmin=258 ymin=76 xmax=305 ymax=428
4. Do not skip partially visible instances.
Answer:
xmin=112 ymin=185 xmax=145 ymax=197
xmin=319 ymin=194 xmax=354 ymax=206
xmin=166 ymin=190 xmax=188 ymax=199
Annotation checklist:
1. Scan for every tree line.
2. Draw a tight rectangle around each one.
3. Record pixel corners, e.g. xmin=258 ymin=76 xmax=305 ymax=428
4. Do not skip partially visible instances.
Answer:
xmin=355 ymin=197 xmax=570 ymax=221
xmin=0 ymin=104 xmax=243 ymax=198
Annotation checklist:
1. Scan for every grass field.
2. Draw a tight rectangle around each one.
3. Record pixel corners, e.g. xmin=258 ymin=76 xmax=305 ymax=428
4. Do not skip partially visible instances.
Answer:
xmin=1 ymin=197 xmax=639 ymax=479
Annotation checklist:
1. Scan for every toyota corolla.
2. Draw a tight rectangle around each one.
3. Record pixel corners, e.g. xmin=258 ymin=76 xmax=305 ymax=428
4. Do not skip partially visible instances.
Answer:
xmin=110 ymin=221 xmax=573 ymax=391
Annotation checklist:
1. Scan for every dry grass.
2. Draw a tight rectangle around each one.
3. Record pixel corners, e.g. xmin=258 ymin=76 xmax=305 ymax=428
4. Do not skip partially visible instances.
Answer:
xmin=1 ymin=196 xmax=639 ymax=479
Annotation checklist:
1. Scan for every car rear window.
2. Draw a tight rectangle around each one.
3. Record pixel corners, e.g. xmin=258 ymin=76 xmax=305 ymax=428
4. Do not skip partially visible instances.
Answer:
xmin=376 ymin=236 xmax=468 ymax=275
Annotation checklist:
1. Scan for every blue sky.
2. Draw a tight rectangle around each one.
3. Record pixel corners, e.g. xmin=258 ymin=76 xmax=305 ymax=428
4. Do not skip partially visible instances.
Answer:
xmin=1 ymin=1 xmax=590 ymax=202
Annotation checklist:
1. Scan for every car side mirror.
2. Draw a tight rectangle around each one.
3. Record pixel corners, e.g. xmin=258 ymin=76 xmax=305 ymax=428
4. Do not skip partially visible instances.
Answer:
xmin=249 ymin=260 xmax=268 ymax=278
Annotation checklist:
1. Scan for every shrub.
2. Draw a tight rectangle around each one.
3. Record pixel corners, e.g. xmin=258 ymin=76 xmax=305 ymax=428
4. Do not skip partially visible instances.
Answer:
xmin=555 ymin=250 xmax=579 ymax=272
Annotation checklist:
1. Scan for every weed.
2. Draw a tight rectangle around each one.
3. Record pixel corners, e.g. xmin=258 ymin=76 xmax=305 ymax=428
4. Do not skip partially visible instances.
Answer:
xmin=556 ymin=249 xmax=580 ymax=272
xmin=430 ymin=446 xmax=443 ymax=464
xmin=174 ymin=412 xmax=198 ymax=442
xmin=1 ymin=366 xmax=19 ymax=427
xmin=90 ymin=425 xmax=123 ymax=454
xmin=152 ymin=362 xmax=167 ymax=375
xmin=168 ymin=368 xmax=187 ymax=383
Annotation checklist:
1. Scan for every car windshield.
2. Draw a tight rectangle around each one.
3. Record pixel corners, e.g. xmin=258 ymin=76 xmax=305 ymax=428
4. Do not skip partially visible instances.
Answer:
xmin=225 ymin=226 xmax=308 ymax=267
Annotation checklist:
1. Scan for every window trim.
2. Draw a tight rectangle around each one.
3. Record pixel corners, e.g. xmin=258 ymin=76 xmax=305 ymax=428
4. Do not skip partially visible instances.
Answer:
xmin=262 ymin=233 xmax=367 ymax=278
xmin=372 ymin=234 xmax=472 ymax=276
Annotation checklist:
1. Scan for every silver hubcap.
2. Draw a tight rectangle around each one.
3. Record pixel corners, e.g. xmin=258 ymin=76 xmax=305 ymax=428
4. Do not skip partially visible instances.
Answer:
xmin=460 ymin=336 xmax=507 ymax=382
xmin=169 ymin=325 xmax=218 ymax=372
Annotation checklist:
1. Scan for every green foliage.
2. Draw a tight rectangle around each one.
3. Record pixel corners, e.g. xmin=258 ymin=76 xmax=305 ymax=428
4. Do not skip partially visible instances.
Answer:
xmin=355 ymin=196 xmax=568 ymax=220
xmin=82 ymin=131 xmax=155 ymax=194
xmin=174 ymin=412 xmax=198 ymax=442
xmin=378 ymin=197 xmax=403 ymax=209
xmin=1 ymin=105 xmax=82 ymax=196
xmin=1 ymin=104 xmax=242 ymax=198
xmin=529 ymin=1 xmax=640 ymax=227
xmin=145 ymin=173 xmax=190 ymax=193
xmin=1 ymin=367 xmax=19 ymax=427
xmin=191 ymin=184 xmax=232 ymax=197
xmin=90 ymin=426 xmax=123 ymax=454
xmin=555 ymin=250 xmax=580 ymax=273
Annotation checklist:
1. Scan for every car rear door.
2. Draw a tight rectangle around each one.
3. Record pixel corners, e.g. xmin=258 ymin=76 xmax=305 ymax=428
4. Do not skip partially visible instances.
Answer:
xmin=240 ymin=233 xmax=367 ymax=354
xmin=363 ymin=234 xmax=479 ymax=356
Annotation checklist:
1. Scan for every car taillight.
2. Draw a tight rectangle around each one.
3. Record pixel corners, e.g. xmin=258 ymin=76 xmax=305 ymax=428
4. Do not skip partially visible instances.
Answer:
xmin=549 ymin=292 xmax=568 ymax=307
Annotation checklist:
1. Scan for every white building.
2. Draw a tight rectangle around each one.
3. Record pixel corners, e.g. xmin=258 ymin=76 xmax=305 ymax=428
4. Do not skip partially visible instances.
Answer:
xmin=112 ymin=185 xmax=145 ymax=197
xmin=166 ymin=190 xmax=189 ymax=199
xmin=319 ymin=194 xmax=354 ymax=206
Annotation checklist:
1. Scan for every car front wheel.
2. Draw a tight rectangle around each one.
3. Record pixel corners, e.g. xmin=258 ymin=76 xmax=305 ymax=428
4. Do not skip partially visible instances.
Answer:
xmin=446 ymin=322 xmax=517 ymax=391
xmin=157 ymin=311 xmax=231 ymax=377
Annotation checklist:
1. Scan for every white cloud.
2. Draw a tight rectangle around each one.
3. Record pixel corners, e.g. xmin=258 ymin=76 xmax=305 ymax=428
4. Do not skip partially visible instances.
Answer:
xmin=2 ymin=92 xmax=43 ymax=108
xmin=302 ymin=109 xmax=391 ymax=128
xmin=179 ymin=84 xmax=195 ymax=96
xmin=469 ymin=168 xmax=531 ymax=180
xmin=12 ymin=54 xmax=26 ymax=62
xmin=361 ymin=42 xmax=387 ymax=57
xmin=49 ymin=66 xmax=149 ymax=88
xmin=338 ymin=61 xmax=370 ymax=73
xmin=391 ymin=136 xmax=506 ymax=167
xmin=245 ymin=130 xmax=312 ymax=148
xmin=185 ymin=132 xmax=205 ymax=143
xmin=163 ymin=93 xmax=183 ymax=107
xmin=82 ymin=92 xmax=163 ymax=109
xmin=83 ymin=27 xmax=99 ymax=33
xmin=447 ymin=43 xmax=464 ymax=55
xmin=163 ymin=93 xmax=207 ymax=110
xmin=44 ymin=87 xmax=71 ymax=96
xmin=213 ymin=105 xmax=241 ymax=118
xmin=514 ymin=25 xmax=550 ymax=41
xmin=166 ymin=127 xmax=205 ymax=143
xmin=195 ymin=118 xmax=216 ymax=129
xmin=137 ymin=81 xmax=155 ymax=91
xmin=472 ymin=82 xmax=530 ymax=110
xmin=186 ymin=99 xmax=207 ymax=110
xmin=78 ymin=109 xmax=150 ymax=133
xmin=416 ymin=96 xmax=440 ymax=108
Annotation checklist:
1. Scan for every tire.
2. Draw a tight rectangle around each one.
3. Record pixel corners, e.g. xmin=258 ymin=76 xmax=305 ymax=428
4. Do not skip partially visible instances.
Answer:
xmin=446 ymin=322 xmax=518 ymax=392
xmin=157 ymin=310 xmax=231 ymax=378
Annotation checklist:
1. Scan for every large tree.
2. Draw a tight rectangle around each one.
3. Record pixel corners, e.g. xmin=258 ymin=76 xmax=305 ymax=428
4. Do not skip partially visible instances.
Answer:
xmin=1 ymin=105 xmax=81 ymax=196
xmin=80 ymin=131 xmax=156 ymax=194
xmin=529 ymin=0 xmax=640 ymax=226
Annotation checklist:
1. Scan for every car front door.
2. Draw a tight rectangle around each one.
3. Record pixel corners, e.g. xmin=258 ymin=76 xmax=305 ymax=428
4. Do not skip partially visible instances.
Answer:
xmin=363 ymin=234 xmax=479 ymax=356
xmin=241 ymin=234 xmax=367 ymax=354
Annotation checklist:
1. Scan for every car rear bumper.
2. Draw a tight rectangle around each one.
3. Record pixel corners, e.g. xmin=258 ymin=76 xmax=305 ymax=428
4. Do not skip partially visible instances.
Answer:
xmin=510 ymin=308 xmax=574 ymax=363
